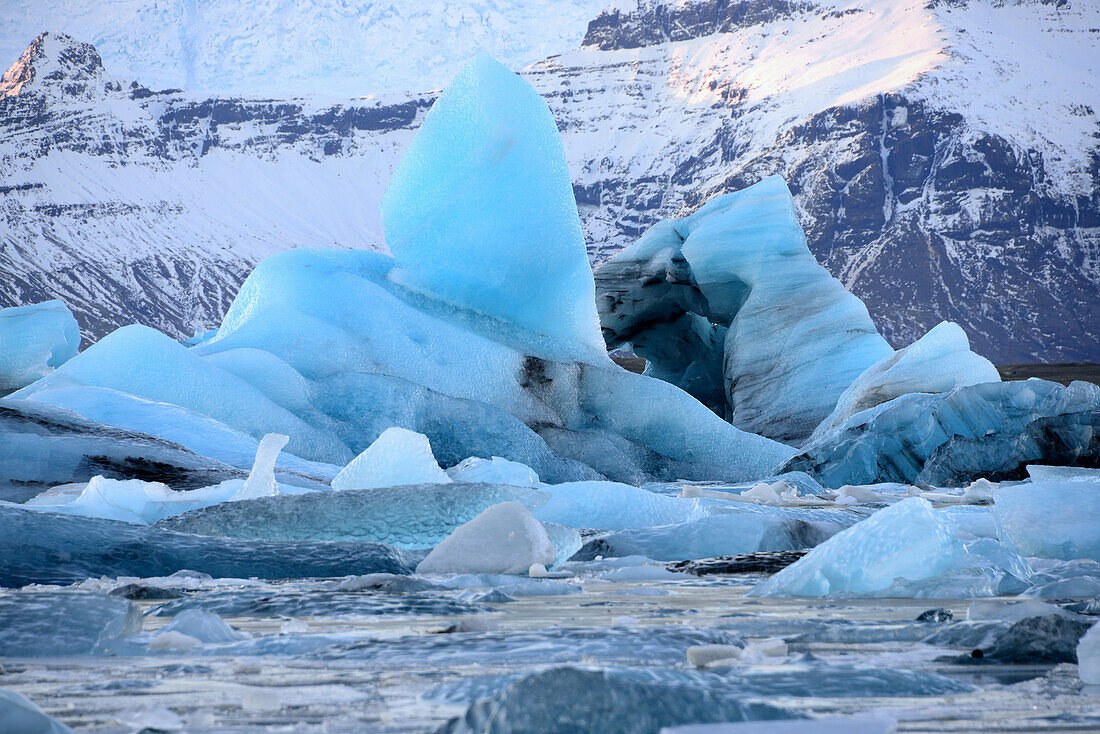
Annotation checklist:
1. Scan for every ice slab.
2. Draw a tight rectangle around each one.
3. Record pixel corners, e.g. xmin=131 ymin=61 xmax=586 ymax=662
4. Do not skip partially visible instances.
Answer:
xmin=0 ymin=300 xmax=80 ymax=394
xmin=0 ymin=590 xmax=141 ymax=656
xmin=786 ymin=379 xmax=1100 ymax=488
xmin=531 ymin=481 xmax=708 ymax=531
xmin=380 ymin=54 xmax=605 ymax=362
xmin=994 ymin=479 xmax=1100 ymax=561
xmin=417 ymin=502 xmax=557 ymax=575
xmin=1079 ymin=622 xmax=1100 ymax=685
xmin=438 ymin=666 xmax=794 ymax=733
xmin=0 ymin=689 xmax=74 ymax=734
xmin=447 ymin=456 xmax=540 ymax=486
xmin=157 ymin=483 xmax=549 ymax=549
xmin=810 ymin=321 xmax=1000 ymax=442
xmin=0 ymin=504 xmax=410 ymax=587
xmin=596 ymin=176 xmax=893 ymax=443
xmin=331 ymin=427 xmax=451 ymax=490
xmin=752 ymin=498 xmax=1031 ymax=598
xmin=162 ymin=608 xmax=249 ymax=644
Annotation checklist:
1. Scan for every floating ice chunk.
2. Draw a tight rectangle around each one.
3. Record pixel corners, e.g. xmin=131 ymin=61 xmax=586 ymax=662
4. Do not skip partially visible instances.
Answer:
xmin=740 ymin=482 xmax=785 ymax=505
xmin=662 ymin=715 xmax=898 ymax=734
xmin=163 ymin=608 xmax=249 ymax=643
xmin=810 ymin=322 xmax=999 ymax=443
xmin=752 ymin=498 xmax=1029 ymax=598
xmin=417 ymin=502 xmax=556 ymax=575
xmin=380 ymin=54 xmax=605 ymax=361
xmin=961 ymin=478 xmax=996 ymax=503
xmin=447 ymin=456 xmax=540 ymax=486
xmin=147 ymin=630 xmax=203 ymax=651
xmin=1027 ymin=465 xmax=1100 ymax=482
xmin=0 ymin=689 xmax=75 ymax=734
xmin=31 ymin=476 xmax=182 ymax=524
xmin=542 ymin=521 xmax=582 ymax=567
xmin=834 ymin=485 xmax=888 ymax=505
xmin=687 ymin=644 xmax=743 ymax=668
xmin=1079 ymin=622 xmax=1100 ymax=685
xmin=993 ymin=479 xmax=1100 ymax=561
xmin=158 ymin=483 xmax=548 ymax=549
xmin=231 ymin=433 xmax=288 ymax=500
xmin=0 ymin=590 xmax=142 ymax=656
xmin=532 ymin=481 xmax=707 ymax=531
xmin=331 ymin=427 xmax=451 ymax=490
xmin=0 ymin=300 xmax=80 ymax=394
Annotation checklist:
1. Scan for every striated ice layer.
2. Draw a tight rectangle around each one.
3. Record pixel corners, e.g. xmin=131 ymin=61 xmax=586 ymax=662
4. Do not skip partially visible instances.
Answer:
xmin=0 ymin=300 xmax=80 ymax=394
xmin=0 ymin=504 xmax=410 ymax=587
xmin=786 ymin=379 xmax=1100 ymax=488
xmin=438 ymin=666 xmax=795 ymax=733
xmin=532 ymin=481 xmax=708 ymax=531
xmin=417 ymin=502 xmax=557 ymax=575
xmin=0 ymin=590 xmax=142 ymax=656
xmin=596 ymin=176 xmax=893 ymax=443
xmin=994 ymin=479 xmax=1100 ymax=561
xmin=583 ymin=505 xmax=864 ymax=562
xmin=332 ymin=427 xmax=451 ymax=490
xmin=157 ymin=483 xmax=550 ymax=549
xmin=752 ymin=498 xmax=1031 ymax=598
xmin=810 ymin=321 xmax=1000 ymax=442
xmin=447 ymin=456 xmax=540 ymax=486
xmin=380 ymin=54 xmax=605 ymax=362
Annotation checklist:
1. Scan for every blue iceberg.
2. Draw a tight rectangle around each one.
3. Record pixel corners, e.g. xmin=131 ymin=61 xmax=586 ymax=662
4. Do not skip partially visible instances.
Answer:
xmin=0 ymin=300 xmax=80 ymax=394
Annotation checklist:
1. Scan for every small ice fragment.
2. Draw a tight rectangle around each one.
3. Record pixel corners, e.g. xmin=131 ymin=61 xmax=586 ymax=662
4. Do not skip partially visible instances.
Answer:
xmin=686 ymin=644 xmax=742 ymax=668
xmin=417 ymin=501 xmax=556 ymax=575
xmin=280 ymin=619 xmax=309 ymax=634
xmin=447 ymin=456 xmax=540 ymax=486
xmin=835 ymin=485 xmax=885 ymax=504
xmin=740 ymin=482 xmax=784 ymax=505
xmin=116 ymin=707 xmax=184 ymax=732
xmin=163 ymin=608 xmax=249 ymax=643
xmin=1079 ymin=622 xmax=1100 ymax=685
xmin=331 ymin=427 xmax=452 ymax=490
xmin=962 ymin=478 xmax=996 ymax=503
xmin=147 ymin=630 xmax=203 ymax=651
xmin=746 ymin=637 xmax=788 ymax=657
xmin=231 ymin=433 xmax=288 ymax=501
xmin=528 ymin=563 xmax=548 ymax=578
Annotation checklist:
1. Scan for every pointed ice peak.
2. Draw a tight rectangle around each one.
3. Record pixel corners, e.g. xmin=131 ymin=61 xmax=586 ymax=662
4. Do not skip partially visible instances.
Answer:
xmin=232 ymin=433 xmax=289 ymax=501
xmin=1 ymin=31 xmax=106 ymax=100
xmin=380 ymin=53 xmax=606 ymax=362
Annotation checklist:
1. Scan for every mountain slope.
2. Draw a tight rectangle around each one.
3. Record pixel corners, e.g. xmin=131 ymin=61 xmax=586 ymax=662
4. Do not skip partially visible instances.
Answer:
xmin=1 ymin=0 xmax=1097 ymax=362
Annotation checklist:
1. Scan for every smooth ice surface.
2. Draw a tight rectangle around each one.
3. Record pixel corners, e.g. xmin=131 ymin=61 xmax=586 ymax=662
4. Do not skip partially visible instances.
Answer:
xmin=994 ymin=479 xmax=1100 ymax=561
xmin=532 ymin=481 xmax=708 ymax=531
xmin=163 ymin=608 xmax=249 ymax=644
xmin=158 ymin=483 xmax=549 ymax=549
xmin=447 ymin=456 xmax=540 ymax=486
xmin=0 ymin=591 xmax=141 ymax=656
xmin=0 ymin=300 xmax=80 ymax=394
xmin=753 ymin=498 xmax=1030 ymax=598
xmin=0 ymin=504 xmax=410 ymax=587
xmin=787 ymin=379 xmax=1100 ymax=487
xmin=417 ymin=502 xmax=557 ymax=575
xmin=596 ymin=176 xmax=893 ymax=443
xmin=380 ymin=54 xmax=605 ymax=362
xmin=331 ymin=427 xmax=451 ymax=490
xmin=1079 ymin=622 xmax=1100 ymax=685
xmin=231 ymin=433 xmax=288 ymax=500
xmin=810 ymin=322 xmax=1000 ymax=442
xmin=0 ymin=689 xmax=74 ymax=734
xmin=1027 ymin=465 xmax=1100 ymax=482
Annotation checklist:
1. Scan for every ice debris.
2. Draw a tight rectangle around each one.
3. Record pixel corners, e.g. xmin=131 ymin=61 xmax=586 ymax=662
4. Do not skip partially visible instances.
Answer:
xmin=595 ymin=175 xmax=892 ymax=443
xmin=231 ymin=433 xmax=288 ymax=499
xmin=0 ymin=300 xmax=80 ymax=394
xmin=417 ymin=502 xmax=557 ymax=575
xmin=332 ymin=427 xmax=452 ymax=490
xmin=994 ymin=479 xmax=1100 ymax=561
xmin=0 ymin=689 xmax=74 ymax=734
xmin=752 ymin=498 xmax=1030 ymax=598
xmin=447 ymin=455 xmax=540 ymax=486
xmin=1079 ymin=621 xmax=1100 ymax=685
xmin=162 ymin=608 xmax=249 ymax=643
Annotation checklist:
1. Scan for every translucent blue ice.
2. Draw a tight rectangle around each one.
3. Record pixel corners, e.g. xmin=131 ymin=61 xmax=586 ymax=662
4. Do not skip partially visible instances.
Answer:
xmin=380 ymin=54 xmax=605 ymax=363
xmin=447 ymin=456 xmax=540 ymax=486
xmin=331 ymin=427 xmax=451 ymax=490
xmin=0 ymin=300 xmax=80 ymax=393
xmin=531 ymin=481 xmax=708 ymax=531
xmin=994 ymin=479 xmax=1100 ymax=561
xmin=0 ymin=590 xmax=142 ymax=656
xmin=0 ymin=688 xmax=74 ymax=733
xmin=752 ymin=498 xmax=1031 ymax=598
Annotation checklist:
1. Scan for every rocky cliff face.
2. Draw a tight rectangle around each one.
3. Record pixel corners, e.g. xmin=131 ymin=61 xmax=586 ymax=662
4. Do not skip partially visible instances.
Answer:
xmin=1 ymin=0 xmax=1097 ymax=363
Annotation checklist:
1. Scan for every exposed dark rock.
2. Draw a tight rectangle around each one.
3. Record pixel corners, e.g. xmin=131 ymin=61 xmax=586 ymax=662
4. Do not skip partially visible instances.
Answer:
xmin=667 ymin=550 xmax=810 ymax=576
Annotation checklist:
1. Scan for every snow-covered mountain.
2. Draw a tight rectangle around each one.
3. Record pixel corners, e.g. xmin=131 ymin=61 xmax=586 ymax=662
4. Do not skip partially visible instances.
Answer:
xmin=1 ymin=0 xmax=1097 ymax=362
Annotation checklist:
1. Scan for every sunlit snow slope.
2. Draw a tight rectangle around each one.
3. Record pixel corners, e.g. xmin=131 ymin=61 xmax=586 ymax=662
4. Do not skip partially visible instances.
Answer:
xmin=1 ymin=0 xmax=1097 ymax=362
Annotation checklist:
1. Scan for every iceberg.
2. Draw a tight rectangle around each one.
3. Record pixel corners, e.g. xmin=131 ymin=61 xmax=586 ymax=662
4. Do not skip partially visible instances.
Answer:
xmin=161 ymin=608 xmax=249 ymax=644
xmin=447 ymin=456 xmax=540 ymax=486
xmin=595 ymin=176 xmax=893 ymax=442
xmin=1079 ymin=622 xmax=1100 ymax=685
xmin=331 ymin=427 xmax=452 ymax=490
xmin=380 ymin=53 xmax=605 ymax=362
xmin=809 ymin=322 xmax=1000 ymax=442
xmin=0 ymin=590 xmax=142 ymax=656
xmin=752 ymin=498 xmax=1030 ymax=598
xmin=786 ymin=379 xmax=1100 ymax=488
xmin=0 ymin=300 xmax=80 ymax=394
xmin=994 ymin=479 xmax=1100 ymax=561
xmin=157 ymin=482 xmax=550 ymax=549
xmin=230 ymin=433 xmax=288 ymax=500
xmin=531 ymin=481 xmax=708 ymax=531
xmin=0 ymin=504 xmax=410 ymax=587
xmin=0 ymin=689 xmax=74 ymax=734
xmin=417 ymin=502 xmax=557 ymax=575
